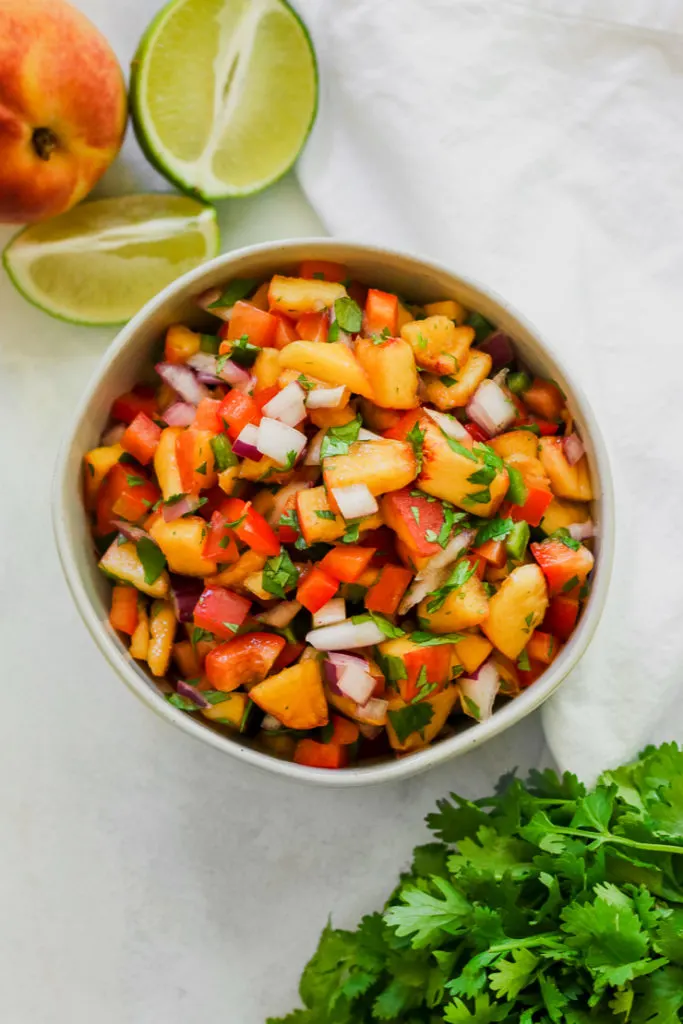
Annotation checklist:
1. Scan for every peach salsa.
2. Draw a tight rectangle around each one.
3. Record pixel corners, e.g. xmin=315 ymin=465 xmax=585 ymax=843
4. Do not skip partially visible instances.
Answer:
xmin=84 ymin=261 xmax=595 ymax=769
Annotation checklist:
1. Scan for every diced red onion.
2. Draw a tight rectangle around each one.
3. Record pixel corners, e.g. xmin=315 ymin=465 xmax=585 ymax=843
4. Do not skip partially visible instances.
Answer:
xmin=163 ymin=402 xmax=196 ymax=427
xmin=459 ymin=661 xmax=500 ymax=722
xmin=476 ymin=330 xmax=514 ymax=371
xmin=155 ymin=362 xmax=209 ymax=406
xmin=233 ymin=423 xmax=263 ymax=461
xmin=112 ymin=521 xmax=148 ymax=543
xmin=337 ymin=662 xmax=376 ymax=704
xmin=257 ymin=417 xmax=307 ymax=465
xmin=188 ymin=352 xmax=220 ymax=378
xmin=307 ymin=618 xmax=385 ymax=650
xmin=354 ymin=697 xmax=389 ymax=725
xmin=568 ymin=520 xmax=595 ymax=542
xmin=262 ymin=382 xmax=306 ymax=427
xmin=304 ymin=429 xmax=325 ymax=466
xmin=331 ymin=483 xmax=378 ymax=520
xmin=218 ymin=360 xmax=251 ymax=388
xmin=257 ymin=600 xmax=302 ymax=628
xmin=563 ymin=433 xmax=585 ymax=466
xmin=176 ymin=680 xmax=211 ymax=708
xmin=233 ymin=373 xmax=256 ymax=395
xmin=197 ymin=287 xmax=232 ymax=321
xmin=162 ymin=495 xmax=205 ymax=523
xmin=312 ymin=598 xmax=346 ymax=629
xmin=424 ymin=406 xmax=471 ymax=442
xmin=169 ymin=574 xmax=203 ymax=622
xmin=358 ymin=723 xmax=382 ymax=740
xmin=467 ymin=379 xmax=517 ymax=437
xmin=305 ymin=386 xmax=346 ymax=409
xmin=358 ymin=427 xmax=383 ymax=441
xmin=101 ymin=423 xmax=125 ymax=446
xmin=324 ymin=653 xmax=371 ymax=692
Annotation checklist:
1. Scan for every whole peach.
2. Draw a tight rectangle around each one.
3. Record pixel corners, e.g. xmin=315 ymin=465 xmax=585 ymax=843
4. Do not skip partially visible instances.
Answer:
xmin=0 ymin=0 xmax=127 ymax=223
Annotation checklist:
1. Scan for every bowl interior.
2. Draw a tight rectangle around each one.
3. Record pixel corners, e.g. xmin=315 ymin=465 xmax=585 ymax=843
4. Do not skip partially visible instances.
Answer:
xmin=54 ymin=240 xmax=613 ymax=786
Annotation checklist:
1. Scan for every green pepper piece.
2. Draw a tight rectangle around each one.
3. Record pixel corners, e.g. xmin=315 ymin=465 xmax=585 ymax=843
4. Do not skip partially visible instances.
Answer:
xmin=507 ymin=371 xmax=531 ymax=396
xmin=505 ymin=520 xmax=530 ymax=561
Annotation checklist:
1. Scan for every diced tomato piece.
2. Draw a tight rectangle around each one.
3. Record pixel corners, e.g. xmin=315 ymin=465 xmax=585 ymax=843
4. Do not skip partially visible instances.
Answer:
xmin=226 ymin=301 xmax=277 ymax=348
xmin=205 ymin=632 xmax=286 ymax=691
xmin=253 ymin=384 xmax=280 ymax=412
xmin=319 ymin=545 xmax=376 ymax=583
xmin=296 ymin=567 xmax=339 ymax=614
xmin=298 ymin=260 xmax=348 ymax=283
xmin=193 ymin=398 xmax=223 ymax=433
xmin=529 ymin=417 xmax=559 ymax=436
xmin=523 ymin=378 xmax=564 ymax=421
xmin=120 ymin=412 xmax=161 ymax=466
xmin=193 ymin=586 xmax=252 ymax=641
xmin=273 ymin=314 xmax=299 ymax=350
xmin=218 ymin=389 xmax=261 ymax=440
xmin=518 ymin=657 xmax=546 ymax=688
xmin=111 ymin=386 xmax=158 ymax=425
xmin=465 ymin=422 xmax=489 ymax=444
xmin=358 ymin=527 xmax=397 ymax=568
xmin=271 ymin=641 xmax=305 ymax=673
xmin=364 ymin=564 xmax=413 ymax=615
xmin=330 ymin=715 xmax=360 ymax=745
xmin=109 ymin=586 xmax=139 ymax=635
xmin=221 ymin=498 xmax=280 ymax=556
xmin=527 ymin=630 xmax=559 ymax=664
xmin=509 ymin=482 xmax=553 ymax=528
xmin=473 ymin=539 xmax=507 ymax=567
xmin=97 ymin=463 xmax=159 ymax=532
xmin=202 ymin=510 xmax=240 ymax=563
xmin=296 ymin=311 xmax=329 ymax=344
xmin=543 ymin=595 xmax=579 ymax=641
xmin=382 ymin=408 xmax=423 ymax=442
xmin=364 ymin=288 xmax=398 ymax=336
xmin=400 ymin=645 xmax=452 ymax=703
xmin=381 ymin=487 xmax=447 ymax=558
xmin=464 ymin=552 xmax=486 ymax=579
xmin=530 ymin=539 xmax=594 ymax=596
xmin=294 ymin=739 xmax=348 ymax=769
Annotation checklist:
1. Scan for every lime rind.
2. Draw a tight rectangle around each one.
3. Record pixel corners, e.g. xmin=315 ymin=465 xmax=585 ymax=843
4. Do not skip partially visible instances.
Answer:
xmin=130 ymin=0 xmax=318 ymax=200
xmin=3 ymin=193 xmax=219 ymax=327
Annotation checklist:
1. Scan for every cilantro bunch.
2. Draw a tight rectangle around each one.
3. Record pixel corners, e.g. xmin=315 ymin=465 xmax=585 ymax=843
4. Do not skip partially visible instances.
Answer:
xmin=268 ymin=743 xmax=683 ymax=1023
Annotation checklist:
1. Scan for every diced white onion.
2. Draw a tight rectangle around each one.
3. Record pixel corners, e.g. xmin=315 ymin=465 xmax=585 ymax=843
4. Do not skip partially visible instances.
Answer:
xmin=304 ymin=429 xmax=325 ymax=466
xmin=305 ymin=386 xmax=346 ymax=409
xmin=306 ymin=618 xmax=385 ymax=650
xmin=257 ymin=417 xmax=307 ymax=466
xmin=426 ymin=529 xmax=476 ymax=571
xmin=267 ymin=482 xmax=311 ymax=529
xmin=196 ymin=287 xmax=233 ymax=321
xmin=101 ymin=423 xmax=125 ymax=446
xmin=263 ymin=382 xmax=306 ymax=427
xmin=233 ymin=423 xmax=262 ymax=461
xmin=337 ymin=663 xmax=376 ymax=704
xmin=312 ymin=598 xmax=347 ymax=629
xmin=424 ymin=406 xmax=471 ymax=441
xmin=564 ymin=433 xmax=585 ymax=466
xmin=459 ymin=662 xmax=500 ymax=722
xmin=568 ymin=520 xmax=595 ymax=542
xmin=354 ymin=698 xmax=389 ymax=725
xmin=466 ymin=379 xmax=517 ymax=437
xmin=358 ymin=427 xmax=383 ymax=441
xmin=261 ymin=714 xmax=283 ymax=732
xmin=331 ymin=483 xmax=378 ymax=520
xmin=398 ymin=529 xmax=476 ymax=615
xmin=257 ymin=600 xmax=301 ymax=628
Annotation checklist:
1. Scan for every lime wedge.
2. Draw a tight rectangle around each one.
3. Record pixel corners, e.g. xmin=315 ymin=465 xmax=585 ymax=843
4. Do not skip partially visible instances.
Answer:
xmin=130 ymin=0 xmax=318 ymax=199
xmin=2 ymin=194 xmax=219 ymax=326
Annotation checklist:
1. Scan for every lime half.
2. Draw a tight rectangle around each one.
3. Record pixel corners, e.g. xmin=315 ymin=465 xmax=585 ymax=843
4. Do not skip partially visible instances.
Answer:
xmin=130 ymin=0 xmax=318 ymax=200
xmin=2 ymin=194 xmax=219 ymax=326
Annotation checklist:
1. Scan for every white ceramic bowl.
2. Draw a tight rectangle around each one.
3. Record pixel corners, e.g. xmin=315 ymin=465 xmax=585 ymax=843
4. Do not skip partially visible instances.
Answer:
xmin=53 ymin=239 xmax=614 ymax=787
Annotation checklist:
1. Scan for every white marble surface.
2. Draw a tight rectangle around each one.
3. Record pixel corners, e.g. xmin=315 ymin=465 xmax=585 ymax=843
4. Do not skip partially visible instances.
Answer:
xmin=0 ymin=3 xmax=550 ymax=1021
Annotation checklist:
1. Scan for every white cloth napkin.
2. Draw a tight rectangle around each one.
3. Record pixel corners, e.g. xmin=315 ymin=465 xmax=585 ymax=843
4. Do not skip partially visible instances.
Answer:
xmin=294 ymin=0 xmax=683 ymax=779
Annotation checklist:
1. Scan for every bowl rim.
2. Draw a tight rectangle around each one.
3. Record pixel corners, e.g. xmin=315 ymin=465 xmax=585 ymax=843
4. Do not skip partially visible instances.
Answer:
xmin=53 ymin=237 xmax=615 ymax=787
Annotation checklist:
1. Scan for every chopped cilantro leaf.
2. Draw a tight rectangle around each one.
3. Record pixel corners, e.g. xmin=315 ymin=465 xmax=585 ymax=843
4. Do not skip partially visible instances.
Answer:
xmin=562 ymin=575 xmax=580 ymax=593
xmin=388 ymin=701 xmax=434 ymax=743
xmin=135 ymin=538 xmax=166 ymax=585
xmin=333 ymin=296 xmax=363 ymax=334
xmin=315 ymin=509 xmax=337 ymax=521
xmin=416 ymin=331 xmax=428 ymax=350
xmin=297 ymin=374 xmax=315 ymax=391
xmin=410 ymin=505 xmax=421 ymax=526
xmin=551 ymin=528 xmax=581 ymax=551
xmin=517 ymin=648 xmax=531 ymax=671
xmin=126 ymin=474 xmax=145 ymax=487
xmin=441 ymin=431 xmax=478 ymax=462
xmin=342 ymin=521 xmax=361 ymax=544
xmin=279 ymin=508 xmax=308 ymax=550
xmin=320 ymin=416 xmax=361 ymax=459
xmin=262 ymin=549 xmax=299 ymax=599
xmin=195 ymin=461 xmax=207 ymax=475
xmin=371 ymin=326 xmax=392 ymax=345
xmin=440 ymin=374 xmax=458 ymax=387
xmin=191 ymin=627 xmax=214 ymax=648
xmin=410 ymin=631 xmax=465 ymax=646
xmin=227 ymin=334 xmax=260 ymax=367
xmin=406 ymin=420 xmax=426 ymax=472
xmin=351 ymin=612 xmax=405 ymax=639
xmin=474 ymin=517 xmax=514 ymax=546
xmin=427 ymin=559 xmax=477 ymax=613
xmin=462 ymin=694 xmax=481 ymax=719
xmin=208 ymin=278 xmax=258 ymax=309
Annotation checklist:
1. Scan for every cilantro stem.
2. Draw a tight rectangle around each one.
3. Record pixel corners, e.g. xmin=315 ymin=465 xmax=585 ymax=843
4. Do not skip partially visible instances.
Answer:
xmin=544 ymin=823 xmax=683 ymax=856
xmin=487 ymin=933 xmax=561 ymax=954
